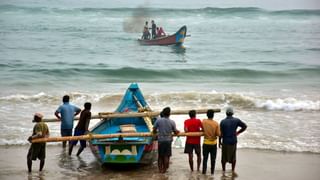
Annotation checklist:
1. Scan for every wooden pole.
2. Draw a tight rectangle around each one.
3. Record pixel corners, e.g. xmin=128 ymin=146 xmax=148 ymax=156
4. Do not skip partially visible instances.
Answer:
xmin=41 ymin=108 xmax=221 ymax=123
xmin=99 ymin=108 xmax=220 ymax=116
xmin=31 ymin=132 xmax=204 ymax=143
xmin=132 ymin=95 xmax=153 ymax=132
xmin=42 ymin=115 xmax=101 ymax=123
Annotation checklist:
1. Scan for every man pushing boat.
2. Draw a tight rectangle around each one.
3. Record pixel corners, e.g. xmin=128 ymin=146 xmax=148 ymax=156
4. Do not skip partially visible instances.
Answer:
xmin=153 ymin=107 xmax=180 ymax=173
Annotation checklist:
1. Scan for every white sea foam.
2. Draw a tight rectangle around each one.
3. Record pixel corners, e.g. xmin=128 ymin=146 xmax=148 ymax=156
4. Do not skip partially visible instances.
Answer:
xmin=0 ymin=139 xmax=29 ymax=146
xmin=255 ymin=98 xmax=320 ymax=111
xmin=0 ymin=92 xmax=48 ymax=101
xmin=1 ymin=91 xmax=319 ymax=111
xmin=146 ymin=92 xmax=320 ymax=111
xmin=0 ymin=91 xmax=319 ymax=153
xmin=239 ymin=139 xmax=320 ymax=153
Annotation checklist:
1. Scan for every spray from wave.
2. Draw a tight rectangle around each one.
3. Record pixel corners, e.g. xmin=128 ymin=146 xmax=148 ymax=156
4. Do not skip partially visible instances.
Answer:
xmin=122 ymin=2 xmax=151 ymax=33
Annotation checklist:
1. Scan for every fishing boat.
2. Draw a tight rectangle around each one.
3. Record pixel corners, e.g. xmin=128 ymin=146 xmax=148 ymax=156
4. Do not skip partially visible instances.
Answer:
xmin=138 ymin=25 xmax=187 ymax=46
xmin=89 ymin=83 xmax=158 ymax=164
xmin=30 ymin=84 xmax=221 ymax=165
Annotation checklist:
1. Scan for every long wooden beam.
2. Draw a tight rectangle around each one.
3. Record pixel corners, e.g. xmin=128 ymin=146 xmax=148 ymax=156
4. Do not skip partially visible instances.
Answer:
xmin=41 ymin=108 xmax=220 ymax=123
xmin=31 ymin=132 xmax=204 ymax=143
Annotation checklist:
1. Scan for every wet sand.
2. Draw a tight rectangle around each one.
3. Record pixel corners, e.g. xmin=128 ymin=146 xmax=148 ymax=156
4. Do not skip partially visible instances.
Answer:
xmin=0 ymin=145 xmax=319 ymax=180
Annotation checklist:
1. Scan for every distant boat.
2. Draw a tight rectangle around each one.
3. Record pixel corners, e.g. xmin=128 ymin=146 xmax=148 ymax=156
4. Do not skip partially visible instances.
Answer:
xmin=89 ymin=83 xmax=157 ymax=164
xmin=138 ymin=25 xmax=187 ymax=46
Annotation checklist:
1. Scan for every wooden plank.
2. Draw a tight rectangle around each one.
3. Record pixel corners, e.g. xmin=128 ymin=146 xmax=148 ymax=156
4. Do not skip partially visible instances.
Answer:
xmin=120 ymin=124 xmax=136 ymax=133
xmin=40 ymin=108 xmax=221 ymax=123
xmin=31 ymin=132 xmax=204 ymax=143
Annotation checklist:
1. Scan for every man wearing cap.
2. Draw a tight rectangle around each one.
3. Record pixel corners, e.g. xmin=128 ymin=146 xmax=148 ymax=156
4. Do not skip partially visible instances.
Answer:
xmin=27 ymin=113 xmax=49 ymax=172
xmin=219 ymin=107 xmax=247 ymax=173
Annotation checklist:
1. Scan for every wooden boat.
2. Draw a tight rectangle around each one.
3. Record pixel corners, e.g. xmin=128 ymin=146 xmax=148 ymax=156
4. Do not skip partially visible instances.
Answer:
xmin=30 ymin=84 xmax=221 ymax=165
xmin=138 ymin=25 xmax=187 ymax=46
xmin=89 ymin=83 xmax=158 ymax=164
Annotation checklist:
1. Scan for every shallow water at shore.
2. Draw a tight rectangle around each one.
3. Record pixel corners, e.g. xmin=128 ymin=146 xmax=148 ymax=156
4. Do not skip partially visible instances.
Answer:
xmin=1 ymin=145 xmax=320 ymax=180
xmin=1 ymin=0 xmax=320 ymax=153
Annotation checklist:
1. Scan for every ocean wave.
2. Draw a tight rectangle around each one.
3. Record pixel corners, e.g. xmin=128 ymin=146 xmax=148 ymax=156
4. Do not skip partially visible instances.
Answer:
xmin=0 ymin=92 xmax=111 ymax=106
xmin=255 ymin=98 xmax=320 ymax=111
xmin=0 ymin=139 xmax=29 ymax=146
xmin=5 ymin=66 xmax=320 ymax=83
xmin=0 ymin=91 xmax=319 ymax=151
xmin=0 ymin=92 xmax=49 ymax=101
xmin=1 ymin=91 xmax=319 ymax=112
xmin=1 ymin=4 xmax=319 ymax=18
xmin=147 ymin=92 xmax=320 ymax=111
xmin=239 ymin=141 xmax=320 ymax=153
xmin=306 ymin=48 xmax=320 ymax=52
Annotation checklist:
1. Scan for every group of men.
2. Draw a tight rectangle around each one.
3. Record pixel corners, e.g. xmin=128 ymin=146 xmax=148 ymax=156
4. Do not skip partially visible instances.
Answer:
xmin=141 ymin=20 xmax=166 ymax=40
xmin=27 ymin=95 xmax=92 ymax=172
xmin=153 ymin=107 xmax=247 ymax=175
xmin=27 ymin=95 xmax=247 ymax=175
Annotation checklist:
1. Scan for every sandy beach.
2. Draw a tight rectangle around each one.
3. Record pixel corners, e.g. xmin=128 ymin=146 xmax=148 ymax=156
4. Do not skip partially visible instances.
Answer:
xmin=0 ymin=145 xmax=319 ymax=180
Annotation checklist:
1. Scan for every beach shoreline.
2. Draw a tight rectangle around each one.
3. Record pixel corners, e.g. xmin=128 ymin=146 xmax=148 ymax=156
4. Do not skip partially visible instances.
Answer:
xmin=0 ymin=145 xmax=319 ymax=180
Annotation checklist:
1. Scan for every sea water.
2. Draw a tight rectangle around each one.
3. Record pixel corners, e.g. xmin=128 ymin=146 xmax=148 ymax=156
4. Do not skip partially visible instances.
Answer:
xmin=0 ymin=0 xmax=319 ymax=153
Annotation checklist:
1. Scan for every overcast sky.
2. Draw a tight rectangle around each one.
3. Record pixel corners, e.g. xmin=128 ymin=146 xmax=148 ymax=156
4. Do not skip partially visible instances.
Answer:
xmin=231 ymin=0 xmax=320 ymax=9
xmin=132 ymin=0 xmax=320 ymax=10
xmin=2 ymin=0 xmax=320 ymax=10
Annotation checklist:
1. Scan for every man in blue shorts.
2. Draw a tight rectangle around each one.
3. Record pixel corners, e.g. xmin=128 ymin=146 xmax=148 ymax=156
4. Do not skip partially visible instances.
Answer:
xmin=153 ymin=107 xmax=180 ymax=173
xmin=55 ymin=95 xmax=81 ymax=148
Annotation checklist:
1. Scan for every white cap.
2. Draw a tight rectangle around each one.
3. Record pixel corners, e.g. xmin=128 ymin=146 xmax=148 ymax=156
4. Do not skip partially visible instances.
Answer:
xmin=34 ymin=113 xmax=44 ymax=119
xmin=226 ymin=107 xmax=234 ymax=114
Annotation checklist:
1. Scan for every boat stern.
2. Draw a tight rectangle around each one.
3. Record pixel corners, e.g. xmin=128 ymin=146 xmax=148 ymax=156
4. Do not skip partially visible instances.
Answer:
xmin=90 ymin=138 xmax=157 ymax=164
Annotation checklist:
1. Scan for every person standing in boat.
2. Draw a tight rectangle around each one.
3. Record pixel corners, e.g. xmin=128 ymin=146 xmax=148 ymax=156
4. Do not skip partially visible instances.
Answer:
xmin=69 ymin=102 xmax=92 ymax=156
xmin=55 ymin=95 xmax=81 ymax=148
xmin=151 ymin=20 xmax=157 ymax=39
xmin=184 ymin=110 xmax=203 ymax=172
xmin=27 ymin=113 xmax=49 ymax=173
xmin=142 ymin=26 xmax=150 ymax=40
xmin=219 ymin=107 xmax=247 ymax=173
xmin=144 ymin=21 xmax=148 ymax=29
xmin=153 ymin=107 xmax=180 ymax=173
xmin=141 ymin=21 xmax=150 ymax=40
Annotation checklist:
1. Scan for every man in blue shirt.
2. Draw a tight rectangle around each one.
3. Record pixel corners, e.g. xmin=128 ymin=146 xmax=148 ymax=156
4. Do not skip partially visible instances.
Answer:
xmin=219 ymin=107 xmax=247 ymax=173
xmin=55 ymin=95 xmax=81 ymax=148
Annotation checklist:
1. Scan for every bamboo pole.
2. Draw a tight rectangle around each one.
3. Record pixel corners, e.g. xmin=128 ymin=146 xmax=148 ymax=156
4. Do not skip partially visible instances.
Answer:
xmin=31 ymin=132 xmax=204 ymax=143
xmin=132 ymin=95 xmax=153 ymax=132
xmin=99 ymin=108 xmax=220 ymax=116
xmin=41 ymin=108 xmax=221 ymax=123
xmin=42 ymin=115 xmax=100 ymax=123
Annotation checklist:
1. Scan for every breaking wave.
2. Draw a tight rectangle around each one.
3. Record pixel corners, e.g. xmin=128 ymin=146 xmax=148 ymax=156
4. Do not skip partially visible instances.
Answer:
xmin=1 ymin=91 xmax=319 ymax=112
